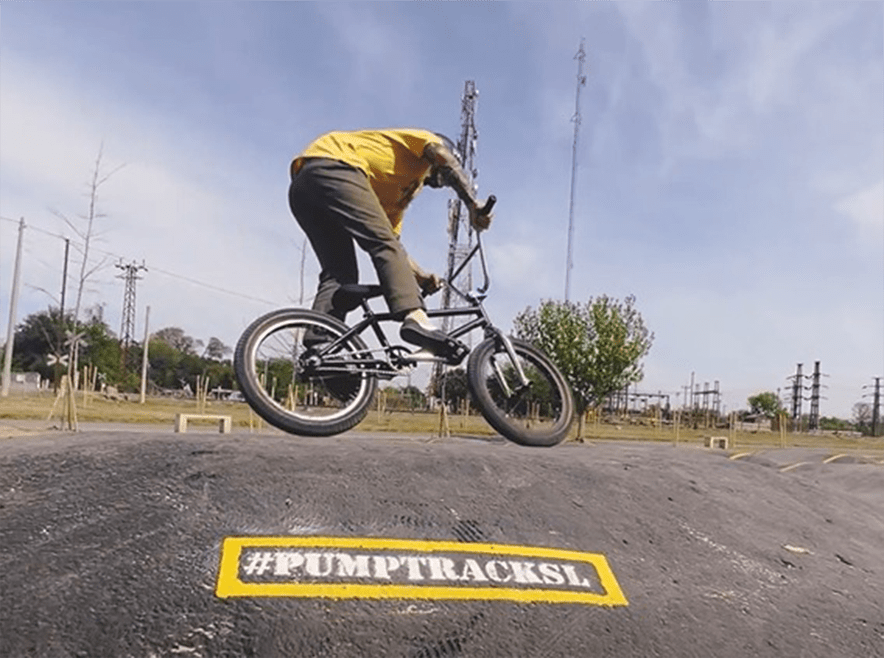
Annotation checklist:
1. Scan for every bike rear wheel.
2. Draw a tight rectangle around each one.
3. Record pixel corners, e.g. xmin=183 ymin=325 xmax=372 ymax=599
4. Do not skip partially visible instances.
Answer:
xmin=234 ymin=309 xmax=377 ymax=437
xmin=467 ymin=337 xmax=575 ymax=447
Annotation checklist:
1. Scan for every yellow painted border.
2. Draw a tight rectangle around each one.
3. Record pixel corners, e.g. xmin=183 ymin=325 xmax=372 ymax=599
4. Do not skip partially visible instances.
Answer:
xmin=216 ymin=536 xmax=627 ymax=606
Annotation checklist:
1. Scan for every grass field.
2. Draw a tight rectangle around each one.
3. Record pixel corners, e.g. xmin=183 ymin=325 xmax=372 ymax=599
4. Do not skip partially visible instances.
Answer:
xmin=2 ymin=391 xmax=884 ymax=453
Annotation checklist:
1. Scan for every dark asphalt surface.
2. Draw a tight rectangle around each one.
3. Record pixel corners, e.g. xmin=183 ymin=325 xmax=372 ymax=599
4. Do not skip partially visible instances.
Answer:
xmin=1 ymin=424 xmax=883 ymax=657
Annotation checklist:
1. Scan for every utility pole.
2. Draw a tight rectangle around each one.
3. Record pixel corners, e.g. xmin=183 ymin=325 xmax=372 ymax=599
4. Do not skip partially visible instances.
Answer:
xmin=140 ymin=305 xmax=151 ymax=404
xmin=565 ymin=38 xmax=587 ymax=302
xmin=116 ymin=260 xmax=147 ymax=374
xmin=1 ymin=218 xmax=25 ymax=398
xmin=863 ymin=377 xmax=882 ymax=437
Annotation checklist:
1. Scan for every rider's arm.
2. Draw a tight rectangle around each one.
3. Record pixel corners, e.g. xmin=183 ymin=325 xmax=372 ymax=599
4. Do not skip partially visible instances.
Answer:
xmin=422 ymin=143 xmax=493 ymax=232
xmin=406 ymin=252 xmax=443 ymax=295
xmin=422 ymin=142 xmax=479 ymax=209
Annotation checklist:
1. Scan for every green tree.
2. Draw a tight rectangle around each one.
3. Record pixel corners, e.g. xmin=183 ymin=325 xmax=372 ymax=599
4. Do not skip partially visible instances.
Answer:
xmin=146 ymin=333 xmax=234 ymax=394
xmin=382 ymin=385 xmax=427 ymax=412
xmin=10 ymin=308 xmax=73 ymax=380
xmin=203 ymin=337 xmax=231 ymax=361
xmin=154 ymin=327 xmax=200 ymax=355
xmin=429 ymin=367 xmax=470 ymax=410
xmin=79 ymin=316 xmax=123 ymax=388
xmin=747 ymin=391 xmax=782 ymax=418
xmin=10 ymin=308 xmax=124 ymax=388
xmin=513 ymin=295 xmax=654 ymax=438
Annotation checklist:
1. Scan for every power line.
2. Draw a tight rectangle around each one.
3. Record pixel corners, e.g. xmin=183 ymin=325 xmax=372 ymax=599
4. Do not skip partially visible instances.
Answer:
xmin=148 ymin=266 xmax=282 ymax=307
xmin=2 ymin=216 xmax=285 ymax=307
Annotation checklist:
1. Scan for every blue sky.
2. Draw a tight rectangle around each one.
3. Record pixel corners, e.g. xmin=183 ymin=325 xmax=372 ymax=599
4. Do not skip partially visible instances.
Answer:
xmin=1 ymin=2 xmax=882 ymax=418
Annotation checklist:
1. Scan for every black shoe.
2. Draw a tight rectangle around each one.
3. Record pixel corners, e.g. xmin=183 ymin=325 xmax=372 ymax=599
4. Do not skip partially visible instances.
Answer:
xmin=303 ymin=327 xmax=333 ymax=351
xmin=400 ymin=318 xmax=468 ymax=365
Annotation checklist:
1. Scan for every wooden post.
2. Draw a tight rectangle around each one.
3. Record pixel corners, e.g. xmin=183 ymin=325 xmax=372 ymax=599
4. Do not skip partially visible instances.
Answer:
xmin=140 ymin=305 xmax=150 ymax=404
xmin=729 ymin=411 xmax=737 ymax=449
xmin=438 ymin=403 xmax=450 ymax=438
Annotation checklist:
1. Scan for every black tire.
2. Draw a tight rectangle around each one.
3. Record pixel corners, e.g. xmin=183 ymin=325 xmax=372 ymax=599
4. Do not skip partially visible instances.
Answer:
xmin=467 ymin=336 xmax=575 ymax=447
xmin=234 ymin=309 xmax=377 ymax=437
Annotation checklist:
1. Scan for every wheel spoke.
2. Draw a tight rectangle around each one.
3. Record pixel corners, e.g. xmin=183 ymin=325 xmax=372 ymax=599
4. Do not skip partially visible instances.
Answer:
xmin=467 ymin=337 xmax=574 ymax=446
xmin=234 ymin=310 xmax=377 ymax=436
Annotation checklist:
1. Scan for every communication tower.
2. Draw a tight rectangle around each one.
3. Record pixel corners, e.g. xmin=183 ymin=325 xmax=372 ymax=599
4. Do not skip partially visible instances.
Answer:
xmin=441 ymin=80 xmax=480 ymax=332
xmin=565 ymin=38 xmax=587 ymax=302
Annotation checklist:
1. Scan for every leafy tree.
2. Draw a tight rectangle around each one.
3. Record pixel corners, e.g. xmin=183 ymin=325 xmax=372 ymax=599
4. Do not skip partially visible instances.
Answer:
xmin=154 ymin=327 xmax=200 ymax=355
xmin=819 ymin=416 xmax=854 ymax=432
xmin=383 ymin=385 xmax=427 ymax=411
xmin=146 ymin=335 xmax=229 ymax=391
xmin=429 ymin=367 xmax=470 ymax=410
xmin=747 ymin=391 xmax=782 ymax=418
xmin=79 ymin=316 xmax=123 ymax=387
xmin=10 ymin=308 xmax=123 ymax=387
xmin=514 ymin=295 xmax=654 ymax=438
xmin=10 ymin=308 xmax=72 ymax=380
xmin=203 ymin=337 xmax=231 ymax=361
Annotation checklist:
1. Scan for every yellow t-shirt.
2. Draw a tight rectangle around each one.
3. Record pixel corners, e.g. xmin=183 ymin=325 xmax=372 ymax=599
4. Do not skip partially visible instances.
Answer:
xmin=291 ymin=129 xmax=442 ymax=234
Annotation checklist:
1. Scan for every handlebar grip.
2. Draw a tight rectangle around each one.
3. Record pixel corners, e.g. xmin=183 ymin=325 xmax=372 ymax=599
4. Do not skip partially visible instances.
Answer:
xmin=480 ymin=195 xmax=496 ymax=214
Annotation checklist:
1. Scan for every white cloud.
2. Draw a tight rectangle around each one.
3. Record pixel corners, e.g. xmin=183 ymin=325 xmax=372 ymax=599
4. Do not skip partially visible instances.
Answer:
xmin=615 ymin=2 xmax=866 ymax=167
xmin=834 ymin=180 xmax=884 ymax=242
xmin=0 ymin=51 xmax=303 ymax=349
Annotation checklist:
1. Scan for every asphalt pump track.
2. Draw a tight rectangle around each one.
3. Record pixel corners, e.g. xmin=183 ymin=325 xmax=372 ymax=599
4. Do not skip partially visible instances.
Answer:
xmin=1 ymin=427 xmax=882 ymax=657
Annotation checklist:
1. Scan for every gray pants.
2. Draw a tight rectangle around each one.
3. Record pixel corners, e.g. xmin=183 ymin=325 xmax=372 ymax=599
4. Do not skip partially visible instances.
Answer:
xmin=288 ymin=158 xmax=423 ymax=320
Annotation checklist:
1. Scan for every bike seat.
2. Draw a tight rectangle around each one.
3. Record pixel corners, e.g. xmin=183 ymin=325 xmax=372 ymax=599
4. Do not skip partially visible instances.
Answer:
xmin=333 ymin=284 xmax=384 ymax=310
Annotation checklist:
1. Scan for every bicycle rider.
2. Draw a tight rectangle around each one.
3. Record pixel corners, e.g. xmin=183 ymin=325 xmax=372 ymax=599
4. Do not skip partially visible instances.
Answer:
xmin=288 ymin=128 xmax=493 ymax=359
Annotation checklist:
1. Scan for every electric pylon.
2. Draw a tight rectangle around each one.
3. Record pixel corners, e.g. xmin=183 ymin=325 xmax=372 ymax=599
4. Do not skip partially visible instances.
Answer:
xmin=807 ymin=360 xmax=828 ymax=430
xmin=787 ymin=363 xmax=804 ymax=428
xmin=116 ymin=260 xmax=147 ymax=372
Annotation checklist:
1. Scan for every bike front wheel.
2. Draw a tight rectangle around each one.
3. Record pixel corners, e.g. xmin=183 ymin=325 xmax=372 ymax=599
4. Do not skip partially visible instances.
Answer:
xmin=467 ymin=337 xmax=575 ymax=447
xmin=234 ymin=309 xmax=377 ymax=437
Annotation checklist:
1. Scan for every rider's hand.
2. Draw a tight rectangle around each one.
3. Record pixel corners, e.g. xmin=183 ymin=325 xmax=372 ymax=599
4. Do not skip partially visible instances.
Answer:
xmin=415 ymin=271 xmax=444 ymax=296
xmin=469 ymin=199 xmax=493 ymax=231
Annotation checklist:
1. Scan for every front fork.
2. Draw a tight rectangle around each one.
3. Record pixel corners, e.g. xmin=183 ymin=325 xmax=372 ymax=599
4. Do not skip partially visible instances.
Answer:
xmin=485 ymin=328 xmax=531 ymax=396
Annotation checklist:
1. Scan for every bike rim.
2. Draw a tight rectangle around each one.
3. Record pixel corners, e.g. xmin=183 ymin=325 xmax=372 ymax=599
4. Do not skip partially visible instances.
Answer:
xmin=245 ymin=318 xmax=370 ymax=424
xmin=475 ymin=342 xmax=571 ymax=438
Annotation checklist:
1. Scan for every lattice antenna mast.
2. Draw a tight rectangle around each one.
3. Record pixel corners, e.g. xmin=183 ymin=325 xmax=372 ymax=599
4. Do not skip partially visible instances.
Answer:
xmin=565 ymin=38 xmax=587 ymax=302
xmin=116 ymin=260 xmax=147 ymax=371
xmin=441 ymin=80 xmax=480 ymax=331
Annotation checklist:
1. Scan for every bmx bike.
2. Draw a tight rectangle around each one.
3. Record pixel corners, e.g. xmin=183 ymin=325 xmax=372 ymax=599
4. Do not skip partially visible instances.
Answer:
xmin=234 ymin=197 xmax=575 ymax=447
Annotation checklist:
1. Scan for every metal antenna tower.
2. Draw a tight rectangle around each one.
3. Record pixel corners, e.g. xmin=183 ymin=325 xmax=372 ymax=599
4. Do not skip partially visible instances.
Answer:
xmin=441 ymin=80 xmax=480 ymax=331
xmin=116 ymin=260 xmax=146 ymax=370
xmin=565 ymin=38 xmax=587 ymax=302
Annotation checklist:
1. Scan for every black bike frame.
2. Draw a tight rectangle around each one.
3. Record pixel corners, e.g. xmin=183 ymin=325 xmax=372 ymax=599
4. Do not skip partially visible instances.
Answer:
xmin=309 ymin=219 xmax=530 ymax=386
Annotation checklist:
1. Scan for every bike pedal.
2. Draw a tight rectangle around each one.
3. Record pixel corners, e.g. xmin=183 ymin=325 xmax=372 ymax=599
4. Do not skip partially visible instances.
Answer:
xmin=444 ymin=340 xmax=469 ymax=366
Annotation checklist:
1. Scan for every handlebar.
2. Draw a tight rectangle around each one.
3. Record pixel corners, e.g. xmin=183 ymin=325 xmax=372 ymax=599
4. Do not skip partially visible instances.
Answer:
xmin=442 ymin=194 xmax=496 ymax=299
